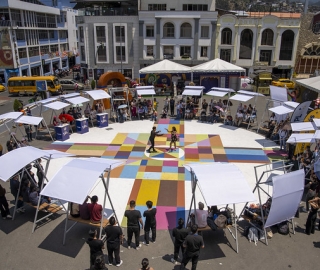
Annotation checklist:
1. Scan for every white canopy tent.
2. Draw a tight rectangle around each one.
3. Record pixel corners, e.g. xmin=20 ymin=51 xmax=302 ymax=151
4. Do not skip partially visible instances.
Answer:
xmin=136 ymin=89 xmax=156 ymax=96
xmin=191 ymin=58 xmax=246 ymax=73
xmin=182 ymin=87 xmax=204 ymax=119
xmin=313 ymin=118 xmax=320 ymax=128
xmin=296 ymin=76 xmax=320 ymax=93
xmin=43 ymin=101 xmax=70 ymax=127
xmin=0 ymin=146 xmax=74 ymax=229
xmin=286 ymin=133 xmax=315 ymax=144
xmin=60 ymin=92 xmax=80 ymax=99
xmin=184 ymin=163 xmax=255 ymax=253
xmin=15 ymin=115 xmax=53 ymax=141
xmin=40 ymin=157 xmax=125 ymax=244
xmin=85 ymin=90 xmax=111 ymax=100
xmin=291 ymin=122 xmax=315 ymax=132
xmin=139 ymin=59 xmax=192 ymax=74
xmin=65 ymin=96 xmax=90 ymax=106
xmin=0 ymin=112 xmax=23 ymax=145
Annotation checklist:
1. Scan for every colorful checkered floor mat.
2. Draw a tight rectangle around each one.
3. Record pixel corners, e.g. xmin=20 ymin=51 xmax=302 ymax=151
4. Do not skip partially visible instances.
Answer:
xmin=46 ymin=119 xmax=270 ymax=229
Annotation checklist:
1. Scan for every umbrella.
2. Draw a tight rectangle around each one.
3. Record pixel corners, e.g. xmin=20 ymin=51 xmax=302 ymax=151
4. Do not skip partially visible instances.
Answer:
xmin=223 ymin=99 xmax=233 ymax=106
xmin=214 ymin=106 xmax=224 ymax=112
xmin=118 ymin=104 xmax=128 ymax=109
xmin=59 ymin=114 xmax=74 ymax=122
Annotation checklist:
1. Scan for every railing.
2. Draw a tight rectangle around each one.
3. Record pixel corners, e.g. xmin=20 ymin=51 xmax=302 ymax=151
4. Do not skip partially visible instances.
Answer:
xmin=79 ymin=7 xmax=138 ymax=17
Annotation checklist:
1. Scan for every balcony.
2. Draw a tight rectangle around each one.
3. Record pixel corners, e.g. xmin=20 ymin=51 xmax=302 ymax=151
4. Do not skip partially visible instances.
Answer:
xmin=78 ymin=7 xmax=138 ymax=17
xmin=163 ymin=54 xmax=174 ymax=60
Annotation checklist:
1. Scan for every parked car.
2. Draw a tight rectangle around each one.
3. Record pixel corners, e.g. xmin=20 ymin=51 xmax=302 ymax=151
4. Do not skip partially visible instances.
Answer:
xmin=59 ymin=79 xmax=84 ymax=91
xmin=271 ymin=78 xmax=295 ymax=89
xmin=0 ymin=84 xmax=5 ymax=92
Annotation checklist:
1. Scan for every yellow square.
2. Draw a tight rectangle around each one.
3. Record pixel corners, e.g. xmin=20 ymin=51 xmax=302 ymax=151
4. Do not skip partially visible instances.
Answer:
xmin=136 ymin=180 xmax=160 ymax=205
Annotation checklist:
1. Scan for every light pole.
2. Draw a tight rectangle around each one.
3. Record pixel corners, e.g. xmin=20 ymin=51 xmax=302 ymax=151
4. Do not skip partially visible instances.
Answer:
xmin=120 ymin=25 xmax=124 ymax=74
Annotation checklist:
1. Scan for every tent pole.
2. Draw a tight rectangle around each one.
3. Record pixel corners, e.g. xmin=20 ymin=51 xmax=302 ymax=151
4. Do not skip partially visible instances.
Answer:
xmin=233 ymin=203 xmax=239 ymax=253
xmin=257 ymin=98 xmax=270 ymax=133
xmin=187 ymin=170 xmax=196 ymax=226
xmin=99 ymin=171 xmax=109 ymax=239
xmin=42 ymin=118 xmax=54 ymax=141
xmin=12 ymin=172 xmax=24 ymax=221
xmin=63 ymin=203 xmax=70 ymax=245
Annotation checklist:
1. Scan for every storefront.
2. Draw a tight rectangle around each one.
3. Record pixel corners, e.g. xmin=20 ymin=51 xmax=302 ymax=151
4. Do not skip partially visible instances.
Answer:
xmin=272 ymin=65 xmax=292 ymax=79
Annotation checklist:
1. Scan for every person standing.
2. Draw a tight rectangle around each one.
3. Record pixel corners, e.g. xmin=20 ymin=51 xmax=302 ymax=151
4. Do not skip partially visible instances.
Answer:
xmin=180 ymin=224 xmax=204 ymax=270
xmin=24 ymin=124 xmax=33 ymax=142
xmin=0 ymin=184 xmax=12 ymax=219
xmin=10 ymin=175 xmax=25 ymax=213
xmin=279 ymin=127 xmax=288 ymax=151
xmin=164 ymin=97 xmax=169 ymax=111
xmin=143 ymin=200 xmax=157 ymax=245
xmin=105 ymin=216 xmax=123 ymax=267
xmin=171 ymin=218 xmax=189 ymax=265
xmin=124 ymin=200 xmax=143 ymax=250
xmin=169 ymin=97 xmax=175 ymax=116
xmin=86 ymin=229 xmax=105 ymax=268
xmin=146 ymin=126 xmax=162 ymax=153
xmin=34 ymin=158 xmax=44 ymax=190
xmin=305 ymin=196 xmax=320 ymax=235
xmin=165 ymin=126 xmax=178 ymax=152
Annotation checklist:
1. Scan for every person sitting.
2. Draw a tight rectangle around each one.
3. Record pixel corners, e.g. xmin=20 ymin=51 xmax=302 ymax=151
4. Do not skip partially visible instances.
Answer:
xmin=190 ymin=202 xmax=208 ymax=228
xmin=206 ymin=206 xmax=219 ymax=231
xmin=139 ymin=258 xmax=154 ymax=270
xmin=79 ymin=196 xmax=91 ymax=220
xmin=200 ymin=109 xmax=206 ymax=122
xmin=29 ymin=186 xmax=50 ymax=206
xmin=161 ymin=108 xmax=168 ymax=119
xmin=234 ymin=110 xmax=244 ymax=127
xmin=88 ymin=195 xmax=102 ymax=224
xmin=53 ymin=116 xmax=59 ymax=126
xmin=70 ymin=202 xmax=80 ymax=218
xmin=225 ymin=115 xmax=233 ymax=125
xmin=138 ymin=106 xmax=145 ymax=120
xmin=150 ymin=109 xmax=157 ymax=122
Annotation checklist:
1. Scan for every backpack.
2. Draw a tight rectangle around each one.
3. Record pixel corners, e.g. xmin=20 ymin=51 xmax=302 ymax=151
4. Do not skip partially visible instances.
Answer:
xmin=277 ymin=221 xmax=289 ymax=235
xmin=247 ymin=227 xmax=259 ymax=246
xmin=214 ymin=214 xmax=227 ymax=228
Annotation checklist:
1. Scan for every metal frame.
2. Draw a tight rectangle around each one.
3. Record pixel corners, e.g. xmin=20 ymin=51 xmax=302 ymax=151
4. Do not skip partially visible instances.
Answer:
xmin=187 ymin=169 xmax=239 ymax=253
xmin=238 ymin=161 xmax=295 ymax=246
xmin=62 ymin=165 xmax=119 ymax=245
xmin=109 ymin=87 xmax=132 ymax=122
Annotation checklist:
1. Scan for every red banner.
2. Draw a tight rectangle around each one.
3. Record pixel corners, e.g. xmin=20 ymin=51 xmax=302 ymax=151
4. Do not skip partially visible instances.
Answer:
xmin=0 ymin=29 xmax=14 ymax=68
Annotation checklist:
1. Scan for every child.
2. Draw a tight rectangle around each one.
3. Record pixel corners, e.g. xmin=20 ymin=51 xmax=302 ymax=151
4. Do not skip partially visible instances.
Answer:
xmin=143 ymin=200 xmax=157 ymax=245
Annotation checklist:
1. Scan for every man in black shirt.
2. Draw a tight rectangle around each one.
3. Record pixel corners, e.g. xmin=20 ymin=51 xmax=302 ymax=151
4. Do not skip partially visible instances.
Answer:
xmin=124 ymin=200 xmax=143 ymax=249
xmin=86 ymin=229 xmax=105 ymax=268
xmin=105 ymin=216 xmax=123 ymax=266
xmin=180 ymin=224 xmax=204 ymax=270
xmin=169 ymin=97 xmax=175 ymax=116
xmin=146 ymin=126 xmax=162 ymax=153
xmin=143 ymin=200 xmax=157 ymax=245
xmin=171 ymin=218 xmax=189 ymax=265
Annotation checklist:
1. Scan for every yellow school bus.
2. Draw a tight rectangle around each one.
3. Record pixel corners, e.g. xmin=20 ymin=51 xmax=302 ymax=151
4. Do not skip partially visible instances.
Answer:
xmin=8 ymin=75 xmax=61 ymax=95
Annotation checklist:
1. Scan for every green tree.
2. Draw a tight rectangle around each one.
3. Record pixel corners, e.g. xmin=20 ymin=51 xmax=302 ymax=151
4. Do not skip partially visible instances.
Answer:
xmin=13 ymin=99 xmax=22 ymax=112
xmin=91 ymin=79 xmax=96 ymax=90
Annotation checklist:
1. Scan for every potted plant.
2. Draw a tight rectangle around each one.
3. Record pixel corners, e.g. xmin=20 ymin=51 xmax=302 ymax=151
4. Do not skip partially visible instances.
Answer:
xmin=91 ymin=79 xmax=96 ymax=90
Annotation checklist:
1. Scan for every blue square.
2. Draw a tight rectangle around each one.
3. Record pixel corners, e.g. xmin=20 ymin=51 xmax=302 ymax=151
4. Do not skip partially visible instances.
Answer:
xmin=141 ymin=160 xmax=148 ymax=165
xmin=120 ymin=166 xmax=139 ymax=178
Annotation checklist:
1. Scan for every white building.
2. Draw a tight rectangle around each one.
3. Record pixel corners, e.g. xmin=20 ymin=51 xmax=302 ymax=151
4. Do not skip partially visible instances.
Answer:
xmin=0 ymin=0 xmax=78 ymax=83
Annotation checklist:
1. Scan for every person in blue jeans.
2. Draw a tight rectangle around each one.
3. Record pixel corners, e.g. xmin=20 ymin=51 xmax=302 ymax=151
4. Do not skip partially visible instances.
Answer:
xmin=143 ymin=200 xmax=157 ymax=245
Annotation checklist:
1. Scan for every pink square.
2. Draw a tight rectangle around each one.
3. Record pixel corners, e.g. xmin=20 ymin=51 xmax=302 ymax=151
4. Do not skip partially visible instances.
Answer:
xmin=156 ymin=206 xmax=177 ymax=230
xmin=185 ymin=148 xmax=198 ymax=154
xmin=107 ymin=145 xmax=120 ymax=151
xmin=163 ymin=160 xmax=178 ymax=167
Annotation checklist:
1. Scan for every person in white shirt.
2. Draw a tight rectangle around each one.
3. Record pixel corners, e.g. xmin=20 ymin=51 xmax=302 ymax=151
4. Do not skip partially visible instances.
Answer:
xmin=191 ymin=202 xmax=208 ymax=228
xmin=278 ymin=128 xmax=288 ymax=151
xmin=235 ymin=110 xmax=244 ymax=127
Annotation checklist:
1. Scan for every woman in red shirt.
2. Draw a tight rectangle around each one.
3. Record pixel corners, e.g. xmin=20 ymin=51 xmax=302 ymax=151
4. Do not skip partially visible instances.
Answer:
xmin=88 ymin=195 xmax=102 ymax=224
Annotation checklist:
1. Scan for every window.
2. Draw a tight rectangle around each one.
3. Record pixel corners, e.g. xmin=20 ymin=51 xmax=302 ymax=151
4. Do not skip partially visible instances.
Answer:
xmin=115 ymin=26 xmax=125 ymax=43
xmin=201 ymin=46 xmax=208 ymax=57
xmin=49 ymin=30 xmax=54 ymax=39
xmin=180 ymin=46 xmax=191 ymax=57
xmin=28 ymin=46 xmax=39 ymax=57
xmin=16 ymin=29 xmax=25 ymax=41
xmin=163 ymin=22 xmax=174 ymax=38
xmin=221 ymin=28 xmax=232 ymax=45
xmin=220 ymin=49 xmax=231 ymax=62
xmin=148 ymin=4 xmax=166 ymax=11
xmin=261 ymin=29 xmax=274 ymax=46
xmin=59 ymin=30 xmax=68 ymax=39
xmin=201 ymin=26 xmax=209 ymax=38
xmin=81 ymin=46 xmax=85 ymax=61
xmin=31 ymin=66 xmax=40 ymax=76
xmin=123 ymin=69 xmax=132 ymax=77
xmin=40 ymin=45 xmax=49 ymax=55
xmin=43 ymin=63 xmax=50 ymax=74
xmin=116 ymin=46 xmax=126 ymax=61
xmin=260 ymin=50 xmax=272 ymax=65
xmin=97 ymin=45 xmax=107 ymax=62
xmin=62 ymin=59 xmax=68 ymax=68
xmin=239 ymin=29 xmax=253 ymax=59
xmin=180 ymin=23 xmax=192 ymax=38
xmin=79 ymin=26 xmax=84 ymax=42
xmin=163 ymin=46 xmax=174 ymax=59
xmin=36 ymin=13 xmax=46 ymax=28
xmin=182 ymin=4 xmax=208 ymax=11
xmin=146 ymin=46 xmax=154 ymax=56
xmin=38 ymin=30 xmax=48 ymax=40
xmin=96 ymin=26 xmax=105 ymax=43
xmin=11 ymin=9 xmax=22 ymax=27
xmin=47 ymin=14 xmax=56 ymax=28
xmin=60 ymin=43 xmax=69 ymax=51
xmin=279 ymin=30 xmax=294 ymax=60
xmin=18 ymin=48 xmax=27 ymax=58
xmin=146 ymin=26 xmax=154 ymax=37
xmin=50 ymin=44 xmax=58 ymax=53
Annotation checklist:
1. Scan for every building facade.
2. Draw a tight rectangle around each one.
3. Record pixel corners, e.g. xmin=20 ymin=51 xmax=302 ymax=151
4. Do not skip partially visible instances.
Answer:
xmin=217 ymin=12 xmax=301 ymax=78
xmin=0 ymin=0 xmax=78 ymax=83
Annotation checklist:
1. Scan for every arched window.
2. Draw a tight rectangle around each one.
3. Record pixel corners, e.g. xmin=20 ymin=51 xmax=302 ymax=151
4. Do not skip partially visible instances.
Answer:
xmin=279 ymin=30 xmax=294 ymax=60
xmin=221 ymin=28 xmax=232 ymax=44
xmin=239 ymin=29 xmax=253 ymax=59
xmin=163 ymin=22 xmax=175 ymax=38
xmin=261 ymin=29 xmax=274 ymax=46
xmin=180 ymin=23 xmax=192 ymax=38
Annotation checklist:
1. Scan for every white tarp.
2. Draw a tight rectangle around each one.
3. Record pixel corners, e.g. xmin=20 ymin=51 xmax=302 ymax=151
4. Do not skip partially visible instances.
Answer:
xmin=135 ymin=86 xmax=154 ymax=90
xmin=211 ymin=87 xmax=235 ymax=93
xmin=66 ymin=96 xmax=90 ymax=105
xmin=269 ymin=86 xmax=288 ymax=105
xmin=0 ymin=146 xmax=73 ymax=182
xmin=192 ymin=58 xmax=245 ymax=73
xmin=15 ymin=115 xmax=43 ymax=125
xmin=37 ymin=97 xmax=58 ymax=104
xmin=182 ymin=90 xmax=202 ymax=96
xmin=313 ymin=130 xmax=320 ymax=139
xmin=184 ymin=86 xmax=205 ymax=90
xmin=269 ymin=105 xmax=294 ymax=115
xmin=313 ymin=118 xmax=320 ymax=128
xmin=0 ymin=112 xmax=23 ymax=120
xmin=238 ymin=90 xmax=264 ymax=96
xmin=44 ymin=101 xmax=70 ymax=110
xmin=60 ymin=93 xmax=80 ymax=98
xmin=284 ymin=101 xmax=300 ymax=109
xmin=264 ymin=170 xmax=304 ymax=228
xmin=40 ymin=158 xmax=124 ymax=204
xmin=85 ymin=90 xmax=111 ymax=100
xmin=286 ymin=133 xmax=315 ymax=144
xmin=230 ymin=94 xmax=253 ymax=102
xmin=184 ymin=163 xmax=255 ymax=205
xmin=296 ymin=76 xmax=320 ymax=93
xmin=137 ymin=89 xmax=156 ymax=96
xmin=139 ymin=59 xmax=192 ymax=73
xmin=291 ymin=122 xmax=315 ymax=132
xmin=205 ymin=90 xmax=228 ymax=97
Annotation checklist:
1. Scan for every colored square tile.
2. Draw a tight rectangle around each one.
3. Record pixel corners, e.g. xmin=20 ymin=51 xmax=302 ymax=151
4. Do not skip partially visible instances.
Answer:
xmin=136 ymin=180 xmax=160 ymax=206
xmin=140 ymin=160 xmax=148 ymax=165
